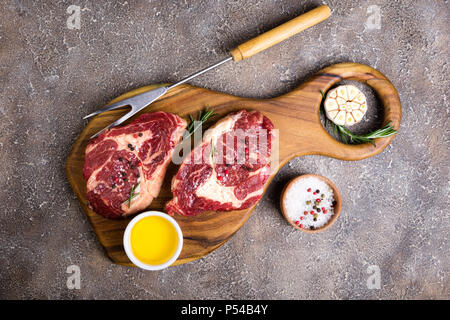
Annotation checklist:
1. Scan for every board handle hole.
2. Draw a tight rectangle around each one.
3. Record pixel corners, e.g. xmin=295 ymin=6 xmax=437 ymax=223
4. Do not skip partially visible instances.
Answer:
xmin=320 ymin=80 xmax=385 ymax=143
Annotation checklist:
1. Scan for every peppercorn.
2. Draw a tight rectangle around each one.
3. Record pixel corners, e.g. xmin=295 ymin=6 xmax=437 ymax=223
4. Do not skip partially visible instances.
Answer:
xmin=315 ymin=189 xmax=320 ymax=193
xmin=118 ymin=157 xmax=123 ymax=162
xmin=317 ymin=208 xmax=321 ymax=213
xmin=307 ymin=188 xmax=311 ymax=192
xmin=306 ymin=200 xmax=311 ymax=205
xmin=128 ymin=144 xmax=134 ymax=151
xmin=321 ymin=194 xmax=325 ymax=199
xmin=138 ymin=132 xmax=143 ymax=137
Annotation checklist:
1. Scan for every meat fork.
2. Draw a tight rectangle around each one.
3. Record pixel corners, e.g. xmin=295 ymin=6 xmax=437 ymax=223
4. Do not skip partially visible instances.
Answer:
xmin=84 ymin=5 xmax=331 ymax=139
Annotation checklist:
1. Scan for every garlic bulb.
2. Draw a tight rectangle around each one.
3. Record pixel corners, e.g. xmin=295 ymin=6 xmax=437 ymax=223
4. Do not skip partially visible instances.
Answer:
xmin=324 ymin=85 xmax=367 ymax=126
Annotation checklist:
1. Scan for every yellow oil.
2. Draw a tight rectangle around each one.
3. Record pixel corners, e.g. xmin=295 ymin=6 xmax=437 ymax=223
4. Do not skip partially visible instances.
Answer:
xmin=130 ymin=216 xmax=179 ymax=265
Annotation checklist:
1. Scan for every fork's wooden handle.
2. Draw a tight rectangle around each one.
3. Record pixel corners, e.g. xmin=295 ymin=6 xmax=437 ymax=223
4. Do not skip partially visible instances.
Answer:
xmin=230 ymin=5 xmax=331 ymax=61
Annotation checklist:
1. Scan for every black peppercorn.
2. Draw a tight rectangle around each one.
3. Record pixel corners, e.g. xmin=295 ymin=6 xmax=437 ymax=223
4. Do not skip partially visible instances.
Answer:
xmin=138 ymin=133 xmax=143 ymax=137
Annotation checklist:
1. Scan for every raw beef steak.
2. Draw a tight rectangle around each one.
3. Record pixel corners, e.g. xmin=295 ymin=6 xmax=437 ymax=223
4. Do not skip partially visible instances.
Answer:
xmin=166 ymin=110 xmax=274 ymax=216
xmin=83 ymin=111 xmax=186 ymax=219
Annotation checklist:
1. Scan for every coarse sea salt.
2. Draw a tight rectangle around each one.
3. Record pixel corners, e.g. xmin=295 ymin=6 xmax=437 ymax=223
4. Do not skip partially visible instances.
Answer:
xmin=284 ymin=176 xmax=336 ymax=230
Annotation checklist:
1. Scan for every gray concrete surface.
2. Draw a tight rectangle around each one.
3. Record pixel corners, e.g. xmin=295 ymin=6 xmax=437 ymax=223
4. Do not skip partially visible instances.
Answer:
xmin=0 ymin=0 xmax=448 ymax=299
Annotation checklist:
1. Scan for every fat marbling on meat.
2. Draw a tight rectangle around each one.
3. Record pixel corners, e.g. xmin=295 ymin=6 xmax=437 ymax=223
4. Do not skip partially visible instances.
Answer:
xmin=166 ymin=110 xmax=274 ymax=216
xmin=83 ymin=111 xmax=186 ymax=219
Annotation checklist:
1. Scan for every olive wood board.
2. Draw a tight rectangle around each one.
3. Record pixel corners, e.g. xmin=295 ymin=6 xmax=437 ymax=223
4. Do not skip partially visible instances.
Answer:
xmin=66 ymin=63 xmax=401 ymax=267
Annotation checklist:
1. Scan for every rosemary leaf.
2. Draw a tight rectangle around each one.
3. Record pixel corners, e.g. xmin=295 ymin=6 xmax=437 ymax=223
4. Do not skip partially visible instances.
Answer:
xmin=183 ymin=106 xmax=217 ymax=141
xmin=125 ymin=182 xmax=140 ymax=208
xmin=320 ymin=90 xmax=326 ymax=99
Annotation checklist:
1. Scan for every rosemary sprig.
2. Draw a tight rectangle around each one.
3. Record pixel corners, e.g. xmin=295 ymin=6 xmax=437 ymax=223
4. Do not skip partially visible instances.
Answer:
xmin=124 ymin=182 xmax=140 ymax=208
xmin=336 ymin=122 xmax=397 ymax=146
xmin=319 ymin=90 xmax=397 ymax=146
xmin=183 ymin=106 xmax=217 ymax=140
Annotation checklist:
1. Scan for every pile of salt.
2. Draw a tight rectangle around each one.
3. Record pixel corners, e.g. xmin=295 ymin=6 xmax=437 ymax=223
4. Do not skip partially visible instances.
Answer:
xmin=283 ymin=176 xmax=337 ymax=230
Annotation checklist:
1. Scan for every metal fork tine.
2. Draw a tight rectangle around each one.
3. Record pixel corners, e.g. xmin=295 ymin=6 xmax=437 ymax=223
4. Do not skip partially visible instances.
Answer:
xmin=83 ymin=100 xmax=131 ymax=119
xmin=87 ymin=87 xmax=169 ymax=139
xmin=89 ymin=108 xmax=137 ymax=139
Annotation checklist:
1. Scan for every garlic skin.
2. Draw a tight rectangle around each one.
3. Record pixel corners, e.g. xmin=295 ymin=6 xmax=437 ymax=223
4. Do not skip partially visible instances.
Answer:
xmin=324 ymin=85 xmax=367 ymax=126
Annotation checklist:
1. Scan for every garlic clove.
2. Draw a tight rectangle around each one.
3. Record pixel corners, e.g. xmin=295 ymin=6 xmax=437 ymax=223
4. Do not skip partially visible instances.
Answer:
xmin=329 ymin=89 xmax=337 ymax=98
xmin=354 ymin=93 xmax=366 ymax=104
xmin=337 ymin=86 xmax=348 ymax=100
xmin=334 ymin=111 xmax=347 ymax=125
xmin=345 ymin=113 xmax=355 ymax=126
xmin=336 ymin=97 xmax=347 ymax=107
xmin=325 ymin=98 xmax=338 ymax=111
xmin=326 ymin=110 xmax=338 ymax=120
xmin=352 ymin=110 xmax=364 ymax=122
xmin=350 ymin=101 xmax=360 ymax=110
xmin=347 ymin=85 xmax=359 ymax=101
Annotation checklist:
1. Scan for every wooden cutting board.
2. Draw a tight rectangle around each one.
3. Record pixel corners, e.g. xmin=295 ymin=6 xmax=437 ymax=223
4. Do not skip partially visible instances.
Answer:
xmin=66 ymin=63 xmax=401 ymax=267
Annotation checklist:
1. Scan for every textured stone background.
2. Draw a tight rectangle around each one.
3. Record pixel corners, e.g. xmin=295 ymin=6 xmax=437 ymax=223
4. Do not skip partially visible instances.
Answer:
xmin=0 ymin=0 xmax=448 ymax=299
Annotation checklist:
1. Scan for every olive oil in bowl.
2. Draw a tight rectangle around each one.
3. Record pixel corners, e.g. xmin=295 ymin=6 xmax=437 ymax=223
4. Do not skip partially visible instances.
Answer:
xmin=123 ymin=211 xmax=183 ymax=270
